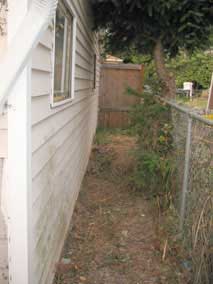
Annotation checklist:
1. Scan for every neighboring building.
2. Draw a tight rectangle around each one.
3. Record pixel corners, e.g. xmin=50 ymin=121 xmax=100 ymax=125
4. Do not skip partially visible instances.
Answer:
xmin=105 ymin=54 xmax=123 ymax=64
xmin=0 ymin=1 xmax=100 ymax=283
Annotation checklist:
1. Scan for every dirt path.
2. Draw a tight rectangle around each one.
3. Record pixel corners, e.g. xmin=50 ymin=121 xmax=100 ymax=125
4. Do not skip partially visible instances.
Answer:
xmin=54 ymin=134 xmax=182 ymax=284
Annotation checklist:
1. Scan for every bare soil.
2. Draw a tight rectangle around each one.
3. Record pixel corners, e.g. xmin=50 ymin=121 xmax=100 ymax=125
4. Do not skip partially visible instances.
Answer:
xmin=54 ymin=134 xmax=187 ymax=284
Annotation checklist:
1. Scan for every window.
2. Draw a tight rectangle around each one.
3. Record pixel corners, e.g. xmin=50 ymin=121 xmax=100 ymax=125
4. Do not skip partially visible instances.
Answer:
xmin=52 ymin=0 xmax=76 ymax=106
xmin=93 ymin=54 xmax=97 ymax=89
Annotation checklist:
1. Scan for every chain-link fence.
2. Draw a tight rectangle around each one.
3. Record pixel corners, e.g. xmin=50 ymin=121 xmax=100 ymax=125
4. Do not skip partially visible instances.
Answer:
xmin=170 ymin=101 xmax=213 ymax=284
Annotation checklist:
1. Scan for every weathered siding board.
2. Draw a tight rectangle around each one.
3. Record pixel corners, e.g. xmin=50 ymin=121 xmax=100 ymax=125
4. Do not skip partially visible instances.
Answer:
xmin=76 ymin=49 xmax=92 ymax=67
xmin=33 ymin=99 xmax=97 ymax=251
xmin=0 ymin=8 xmax=8 ymax=284
xmin=0 ymin=115 xmax=8 ymax=158
xmin=0 ymin=1 xmax=99 ymax=282
xmin=73 ymin=0 xmax=94 ymax=43
xmin=31 ymin=91 xmax=92 ymax=126
xmin=32 ymin=71 xmax=51 ymax=97
xmin=32 ymin=96 xmax=98 ymax=284
xmin=31 ymin=96 xmax=92 ymax=153
xmin=0 ymin=130 xmax=8 ymax=158
xmin=76 ymin=37 xmax=93 ymax=62
xmin=39 ymin=28 xmax=53 ymax=50
xmin=75 ymin=64 xmax=93 ymax=80
xmin=32 ymin=98 xmax=94 ymax=179
xmin=0 ymin=159 xmax=8 ymax=284
xmin=76 ymin=25 xmax=94 ymax=52
xmin=31 ymin=1 xmax=100 ymax=283
xmin=75 ymin=62 xmax=93 ymax=75
xmin=32 ymin=43 xmax=52 ymax=73
xmin=0 ymin=115 xmax=7 ymax=130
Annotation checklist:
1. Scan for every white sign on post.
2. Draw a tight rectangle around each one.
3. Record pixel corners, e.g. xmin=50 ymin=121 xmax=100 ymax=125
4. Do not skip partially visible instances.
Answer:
xmin=206 ymin=73 xmax=213 ymax=112
xmin=183 ymin=82 xmax=193 ymax=99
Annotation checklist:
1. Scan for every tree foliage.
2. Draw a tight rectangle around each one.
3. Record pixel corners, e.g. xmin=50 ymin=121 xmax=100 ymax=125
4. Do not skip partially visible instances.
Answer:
xmin=169 ymin=51 xmax=213 ymax=89
xmin=92 ymin=0 xmax=213 ymax=97
xmin=124 ymin=51 xmax=213 ymax=90
xmin=92 ymin=0 xmax=212 ymax=57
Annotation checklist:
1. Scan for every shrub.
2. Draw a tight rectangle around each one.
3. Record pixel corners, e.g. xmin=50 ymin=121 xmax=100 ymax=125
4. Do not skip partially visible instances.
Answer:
xmin=128 ymin=89 xmax=175 ymax=205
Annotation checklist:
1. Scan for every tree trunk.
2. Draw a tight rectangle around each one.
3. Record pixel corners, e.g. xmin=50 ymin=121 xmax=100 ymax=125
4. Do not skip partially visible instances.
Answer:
xmin=153 ymin=39 xmax=176 ymax=98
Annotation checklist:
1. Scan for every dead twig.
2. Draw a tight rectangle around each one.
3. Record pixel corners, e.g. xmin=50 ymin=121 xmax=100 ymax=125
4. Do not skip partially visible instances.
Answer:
xmin=162 ymin=239 xmax=168 ymax=262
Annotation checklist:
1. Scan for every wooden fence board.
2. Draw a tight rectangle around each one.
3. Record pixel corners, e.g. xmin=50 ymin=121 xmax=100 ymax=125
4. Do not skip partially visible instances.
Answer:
xmin=99 ymin=63 xmax=144 ymax=128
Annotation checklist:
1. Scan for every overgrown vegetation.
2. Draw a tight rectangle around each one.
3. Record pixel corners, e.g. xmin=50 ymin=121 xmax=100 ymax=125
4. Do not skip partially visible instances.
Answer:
xmin=127 ymin=88 xmax=176 ymax=210
xmin=125 ymin=84 xmax=213 ymax=283
xmin=169 ymin=51 xmax=213 ymax=89
xmin=55 ymin=132 xmax=186 ymax=284
xmin=118 ymin=57 xmax=176 ymax=204
xmin=92 ymin=3 xmax=213 ymax=281
xmin=124 ymin=50 xmax=213 ymax=92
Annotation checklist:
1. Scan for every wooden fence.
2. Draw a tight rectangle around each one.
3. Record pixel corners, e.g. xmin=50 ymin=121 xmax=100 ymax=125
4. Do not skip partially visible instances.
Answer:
xmin=99 ymin=63 xmax=144 ymax=128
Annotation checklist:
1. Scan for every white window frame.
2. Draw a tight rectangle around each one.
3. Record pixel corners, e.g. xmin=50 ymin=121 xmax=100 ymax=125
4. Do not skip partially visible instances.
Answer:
xmin=93 ymin=53 xmax=97 ymax=90
xmin=51 ymin=0 xmax=77 ymax=108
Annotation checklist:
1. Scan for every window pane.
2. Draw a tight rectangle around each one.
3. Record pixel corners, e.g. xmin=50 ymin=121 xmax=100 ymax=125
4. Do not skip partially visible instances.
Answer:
xmin=54 ymin=8 xmax=65 ymax=93
xmin=64 ymin=18 xmax=72 ymax=96
xmin=53 ymin=2 xmax=73 ymax=103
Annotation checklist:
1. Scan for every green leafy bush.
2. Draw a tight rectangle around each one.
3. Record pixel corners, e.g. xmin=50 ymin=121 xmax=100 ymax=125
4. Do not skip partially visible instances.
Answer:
xmin=124 ymin=49 xmax=213 ymax=91
xmin=128 ymin=89 xmax=175 ymax=204
xmin=169 ymin=51 xmax=213 ymax=89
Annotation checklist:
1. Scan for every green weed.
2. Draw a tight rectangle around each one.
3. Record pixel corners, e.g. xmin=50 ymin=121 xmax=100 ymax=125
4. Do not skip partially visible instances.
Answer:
xmin=128 ymin=89 xmax=176 ymax=207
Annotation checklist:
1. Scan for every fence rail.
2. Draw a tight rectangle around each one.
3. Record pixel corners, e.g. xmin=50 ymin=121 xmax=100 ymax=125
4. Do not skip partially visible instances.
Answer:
xmin=164 ymin=99 xmax=213 ymax=126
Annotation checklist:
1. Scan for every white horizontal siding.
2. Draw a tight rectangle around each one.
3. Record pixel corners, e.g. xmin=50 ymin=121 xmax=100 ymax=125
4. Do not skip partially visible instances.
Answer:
xmin=32 ymin=94 xmax=92 ymax=154
xmin=0 ymin=130 xmax=7 ymax=158
xmin=31 ymin=1 xmax=100 ymax=284
xmin=32 ymin=98 xmax=97 ymax=247
xmin=31 ymin=91 xmax=91 ymax=126
xmin=32 ymin=70 xmax=52 ymax=97
xmin=76 ymin=25 xmax=94 ymax=57
xmin=0 ymin=115 xmax=8 ymax=158
xmin=32 ymin=97 xmax=94 ymax=179
xmin=0 ymin=159 xmax=8 ymax=284
xmin=73 ymin=0 xmax=94 ymax=44
xmin=0 ymin=115 xmax=7 ymax=130
xmin=76 ymin=49 xmax=91 ymax=66
xmin=32 ymin=95 xmax=98 ymax=284
xmin=39 ymin=27 xmax=53 ymax=50
xmin=32 ymin=43 xmax=52 ymax=72
xmin=0 ymin=21 xmax=8 ymax=284
xmin=76 ymin=37 xmax=93 ymax=63
xmin=75 ymin=64 xmax=93 ymax=79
